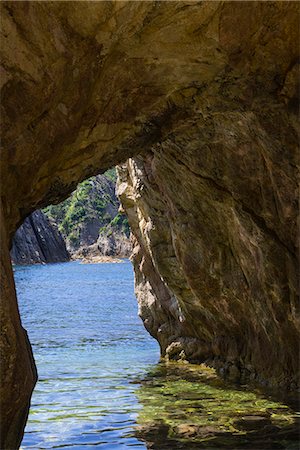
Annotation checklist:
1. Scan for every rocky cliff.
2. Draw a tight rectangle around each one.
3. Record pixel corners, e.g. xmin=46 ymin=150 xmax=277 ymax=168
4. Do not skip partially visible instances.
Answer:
xmin=11 ymin=210 xmax=69 ymax=265
xmin=11 ymin=171 xmax=131 ymax=266
xmin=43 ymin=170 xmax=131 ymax=258
xmin=0 ymin=2 xmax=299 ymax=449
xmin=117 ymin=127 xmax=299 ymax=386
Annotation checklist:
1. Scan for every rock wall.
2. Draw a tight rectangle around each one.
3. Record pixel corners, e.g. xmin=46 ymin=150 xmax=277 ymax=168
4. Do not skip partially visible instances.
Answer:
xmin=0 ymin=1 xmax=299 ymax=448
xmin=0 ymin=201 xmax=37 ymax=450
xmin=11 ymin=210 xmax=70 ymax=265
xmin=117 ymin=113 xmax=299 ymax=386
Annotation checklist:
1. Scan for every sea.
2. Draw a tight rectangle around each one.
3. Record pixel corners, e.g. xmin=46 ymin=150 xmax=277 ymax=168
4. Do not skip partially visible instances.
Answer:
xmin=15 ymin=260 xmax=299 ymax=450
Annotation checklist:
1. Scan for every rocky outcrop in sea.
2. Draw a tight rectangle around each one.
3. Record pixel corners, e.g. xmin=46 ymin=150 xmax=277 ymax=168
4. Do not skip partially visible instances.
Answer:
xmin=11 ymin=210 xmax=69 ymax=265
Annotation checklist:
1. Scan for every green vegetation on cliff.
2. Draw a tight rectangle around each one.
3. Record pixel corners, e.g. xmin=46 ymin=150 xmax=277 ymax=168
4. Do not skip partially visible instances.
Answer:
xmin=43 ymin=169 xmax=129 ymax=250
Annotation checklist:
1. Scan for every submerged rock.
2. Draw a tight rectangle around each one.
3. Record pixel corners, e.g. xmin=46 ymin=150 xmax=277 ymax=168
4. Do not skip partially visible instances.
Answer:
xmin=134 ymin=363 xmax=299 ymax=449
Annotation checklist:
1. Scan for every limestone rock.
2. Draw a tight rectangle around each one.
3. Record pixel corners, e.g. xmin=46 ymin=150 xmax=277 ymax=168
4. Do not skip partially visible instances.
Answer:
xmin=117 ymin=112 xmax=299 ymax=386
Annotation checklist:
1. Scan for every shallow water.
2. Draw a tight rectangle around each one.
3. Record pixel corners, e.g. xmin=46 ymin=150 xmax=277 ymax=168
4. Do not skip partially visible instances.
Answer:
xmin=135 ymin=364 xmax=300 ymax=449
xmin=15 ymin=261 xmax=299 ymax=449
xmin=16 ymin=261 xmax=159 ymax=449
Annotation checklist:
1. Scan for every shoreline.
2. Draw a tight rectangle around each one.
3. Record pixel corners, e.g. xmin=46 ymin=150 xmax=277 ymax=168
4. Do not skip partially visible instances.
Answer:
xmin=12 ymin=256 xmax=127 ymax=267
xmin=73 ymin=255 xmax=125 ymax=264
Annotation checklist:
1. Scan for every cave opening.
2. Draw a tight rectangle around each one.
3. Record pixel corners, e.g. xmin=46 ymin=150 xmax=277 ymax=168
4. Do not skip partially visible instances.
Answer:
xmin=11 ymin=167 xmax=131 ymax=266
xmin=1 ymin=2 xmax=299 ymax=449
xmin=11 ymin=166 xmax=160 ymax=448
xmin=11 ymin=168 xmax=300 ymax=450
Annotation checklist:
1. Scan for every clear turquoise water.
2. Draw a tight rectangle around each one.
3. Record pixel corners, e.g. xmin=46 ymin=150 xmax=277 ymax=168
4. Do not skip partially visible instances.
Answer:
xmin=15 ymin=260 xmax=160 ymax=450
xmin=15 ymin=260 xmax=299 ymax=450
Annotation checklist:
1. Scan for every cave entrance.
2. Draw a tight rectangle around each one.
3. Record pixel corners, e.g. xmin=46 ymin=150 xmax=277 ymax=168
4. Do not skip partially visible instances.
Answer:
xmin=12 ymin=167 xmax=160 ymax=448
xmin=11 ymin=168 xmax=131 ymax=266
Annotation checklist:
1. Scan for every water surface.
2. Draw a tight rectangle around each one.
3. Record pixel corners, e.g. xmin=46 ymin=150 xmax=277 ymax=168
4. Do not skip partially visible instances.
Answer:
xmin=16 ymin=261 xmax=159 ymax=449
xmin=15 ymin=261 xmax=299 ymax=450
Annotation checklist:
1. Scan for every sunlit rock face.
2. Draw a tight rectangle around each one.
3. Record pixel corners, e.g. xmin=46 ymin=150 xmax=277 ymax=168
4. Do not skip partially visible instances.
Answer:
xmin=0 ymin=1 xmax=299 ymax=448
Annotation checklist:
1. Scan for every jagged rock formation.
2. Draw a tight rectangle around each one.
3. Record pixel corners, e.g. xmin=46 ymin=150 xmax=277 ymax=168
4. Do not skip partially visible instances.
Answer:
xmin=11 ymin=210 xmax=69 ymax=265
xmin=97 ymin=226 xmax=131 ymax=258
xmin=0 ymin=2 xmax=299 ymax=448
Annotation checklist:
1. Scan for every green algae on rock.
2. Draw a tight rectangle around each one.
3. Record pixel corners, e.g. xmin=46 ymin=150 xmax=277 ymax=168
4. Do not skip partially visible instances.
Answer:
xmin=134 ymin=363 xmax=299 ymax=449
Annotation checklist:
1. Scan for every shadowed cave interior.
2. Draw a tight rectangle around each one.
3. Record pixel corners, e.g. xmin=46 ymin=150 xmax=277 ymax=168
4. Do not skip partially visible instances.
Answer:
xmin=0 ymin=2 xmax=299 ymax=449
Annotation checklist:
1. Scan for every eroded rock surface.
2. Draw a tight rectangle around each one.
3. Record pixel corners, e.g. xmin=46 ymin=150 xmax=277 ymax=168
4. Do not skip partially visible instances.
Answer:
xmin=117 ymin=114 xmax=299 ymax=385
xmin=0 ymin=1 xmax=299 ymax=448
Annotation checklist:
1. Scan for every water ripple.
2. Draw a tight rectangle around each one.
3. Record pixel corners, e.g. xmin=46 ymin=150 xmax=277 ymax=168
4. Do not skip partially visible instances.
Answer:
xmin=16 ymin=261 xmax=159 ymax=449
